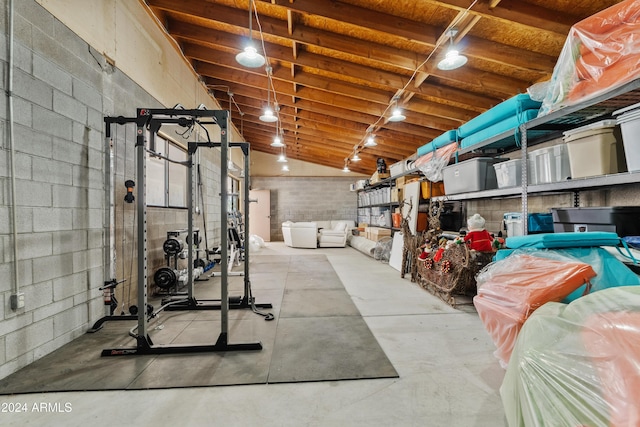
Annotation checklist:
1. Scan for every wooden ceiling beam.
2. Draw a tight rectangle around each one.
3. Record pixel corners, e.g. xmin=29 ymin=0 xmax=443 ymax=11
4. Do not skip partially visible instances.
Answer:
xmin=151 ymin=0 xmax=556 ymax=77
xmin=174 ymin=28 xmax=510 ymax=108
xmin=427 ymin=0 xmax=578 ymax=35
xmin=223 ymin=92 xmax=442 ymax=144
xmin=243 ymin=120 xmax=411 ymax=156
xmin=260 ymin=0 xmax=560 ymax=68
xmin=265 ymin=0 xmax=575 ymax=36
xmin=211 ymin=83 xmax=461 ymax=134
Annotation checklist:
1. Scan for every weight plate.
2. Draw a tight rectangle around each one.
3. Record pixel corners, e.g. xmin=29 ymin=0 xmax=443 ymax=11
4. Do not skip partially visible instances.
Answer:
xmin=154 ymin=267 xmax=177 ymax=289
xmin=162 ymin=238 xmax=183 ymax=256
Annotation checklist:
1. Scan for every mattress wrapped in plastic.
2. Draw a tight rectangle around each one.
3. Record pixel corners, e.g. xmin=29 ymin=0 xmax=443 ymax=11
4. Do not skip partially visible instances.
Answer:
xmin=494 ymin=247 xmax=640 ymax=303
xmin=473 ymin=254 xmax=596 ymax=367
xmin=539 ymin=0 xmax=640 ymax=116
xmin=501 ymin=286 xmax=640 ymax=427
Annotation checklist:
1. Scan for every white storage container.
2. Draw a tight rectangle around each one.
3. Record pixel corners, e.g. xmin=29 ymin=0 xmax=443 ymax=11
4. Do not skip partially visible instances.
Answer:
xmin=389 ymin=160 xmax=406 ymax=177
xmin=443 ymin=157 xmax=505 ymax=194
xmin=563 ymin=120 xmax=622 ymax=178
xmin=614 ymin=102 xmax=640 ymax=172
xmin=493 ymin=158 xmax=522 ymax=188
xmin=528 ymin=144 xmax=571 ymax=184
xmin=503 ymin=212 xmax=523 ymax=237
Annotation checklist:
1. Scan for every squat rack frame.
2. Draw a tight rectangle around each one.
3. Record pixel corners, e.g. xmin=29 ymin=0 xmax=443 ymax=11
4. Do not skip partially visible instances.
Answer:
xmin=102 ymin=107 xmax=263 ymax=356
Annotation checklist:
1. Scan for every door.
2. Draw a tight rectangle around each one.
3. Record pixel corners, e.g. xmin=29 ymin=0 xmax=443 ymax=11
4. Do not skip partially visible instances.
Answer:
xmin=249 ymin=189 xmax=271 ymax=242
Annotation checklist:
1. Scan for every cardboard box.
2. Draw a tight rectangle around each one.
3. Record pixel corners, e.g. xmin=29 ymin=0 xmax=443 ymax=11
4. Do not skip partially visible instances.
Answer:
xmin=368 ymin=227 xmax=392 ymax=242
xmin=391 ymin=187 xmax=403 ymax=202
xmin=395 ymin=174 xmax=421 ymax=189
xmin=370 ymin=171 xmax=390 ymax=185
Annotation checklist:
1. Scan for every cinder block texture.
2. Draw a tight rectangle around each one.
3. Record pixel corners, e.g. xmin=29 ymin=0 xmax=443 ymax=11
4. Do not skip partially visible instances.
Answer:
xmin=251 ymin=177 xmax=357 ymax=241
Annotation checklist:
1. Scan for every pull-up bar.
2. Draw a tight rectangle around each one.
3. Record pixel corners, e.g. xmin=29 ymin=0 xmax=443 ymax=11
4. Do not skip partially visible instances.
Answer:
xmin=101 ymin=107 xmax=264 ymax=356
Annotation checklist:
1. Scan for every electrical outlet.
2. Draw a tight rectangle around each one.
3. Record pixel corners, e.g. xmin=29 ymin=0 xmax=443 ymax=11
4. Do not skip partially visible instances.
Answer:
xmin=10 ymin=292 xmax=25 ymax=310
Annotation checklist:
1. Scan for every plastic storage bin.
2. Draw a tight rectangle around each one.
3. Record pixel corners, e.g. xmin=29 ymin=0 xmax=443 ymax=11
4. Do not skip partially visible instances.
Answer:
xmin=563 ymin=120 xmax=622 ymax=178
xmin=528 ymin=144 xmax=571 ymax=184
xmin=420 ymin=181 xmax=445 ymax=198
xmin=504 ymin=212 xmax=523 ymax=237
xmin=443 ymin=157 xmax=505 ymax=194
xmin=551 ymin=206 xmax=640 ymax=237
xmin=494 ymin=158 xmax=522 ymax=188
xmin=614 ymin=102 xmax=640 ymax=172
xmin=503 ymin=212 xmax=554 ymax=237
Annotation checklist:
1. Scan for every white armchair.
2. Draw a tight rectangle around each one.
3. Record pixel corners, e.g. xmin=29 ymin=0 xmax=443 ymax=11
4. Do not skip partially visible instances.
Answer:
xmin=317 ymin=220 xmax=355 ymax=248
xmin=282 ymin=221 xmax=318 ymax=248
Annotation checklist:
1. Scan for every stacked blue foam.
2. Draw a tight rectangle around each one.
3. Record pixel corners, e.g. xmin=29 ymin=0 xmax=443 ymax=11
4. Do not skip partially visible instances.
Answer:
xmin=458 ymin=94 xmax=542 ymax=149
xmin=415 ymin=94 xmax=542 ymax=159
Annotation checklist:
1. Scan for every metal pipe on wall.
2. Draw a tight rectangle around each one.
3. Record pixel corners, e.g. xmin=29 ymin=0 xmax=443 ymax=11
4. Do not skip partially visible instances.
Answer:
xmin=7 ymin=0 xmax=21 ymax=309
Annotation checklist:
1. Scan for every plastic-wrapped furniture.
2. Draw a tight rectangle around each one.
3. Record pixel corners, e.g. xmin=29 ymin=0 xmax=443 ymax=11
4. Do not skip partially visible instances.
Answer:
xmin=502 ymin=286 xmax=640 ymax=427
xmin=539 ymin=0 xmax=640 ymax=116
xmin=317 ymin=220 xmax=354 ymax=248
xmin=473 ymin=253 xmax=596 ymax=367
xmin=281 ymin=221 xmax=318 ymax=249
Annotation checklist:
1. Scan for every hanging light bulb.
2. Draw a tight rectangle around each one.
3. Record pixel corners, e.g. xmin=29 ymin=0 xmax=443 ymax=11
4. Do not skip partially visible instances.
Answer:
xmin=271 ymin=134 xmax=284 ymax=147
xmin=388 ymin=97 xmax=406 ymax=122
xmin=342 ymin=165 xmax=350 ymax=173
xmin=236 ymin=0 xmax=266 ymax=68
xmin=364 ymin=135 xmax=377 ymax=147
xmin=260 ymin=67 xmax=278 ymax=122
xmin=282 ymin=164 xmax=289 ymax=172
xmin=260 ymin=107 xmax=277 ymax=122
xmin=352 ymin=153 xmax=361 ymax=162
xmin=277 ymin=152 xmax=287 ymax=163
xmin=437 ymin=29 xmax=467 ymax=71
xmin=271 ymin=121 xmax=285 ymax=147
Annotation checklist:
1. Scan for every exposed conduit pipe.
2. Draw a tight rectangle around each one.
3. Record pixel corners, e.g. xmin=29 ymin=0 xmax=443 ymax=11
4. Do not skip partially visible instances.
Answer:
xmin=7 ymin=0 xmax=20 ymax=309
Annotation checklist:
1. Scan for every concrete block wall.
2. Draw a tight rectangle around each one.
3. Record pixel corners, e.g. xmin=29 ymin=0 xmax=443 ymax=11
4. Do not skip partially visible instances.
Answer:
xmin=0 ymin=1 xmax=223 ymax=380
xmin=251 ymin=176 xmax=357 ymax=241
xmin=0 ymin=0 xmax=115 ymax=379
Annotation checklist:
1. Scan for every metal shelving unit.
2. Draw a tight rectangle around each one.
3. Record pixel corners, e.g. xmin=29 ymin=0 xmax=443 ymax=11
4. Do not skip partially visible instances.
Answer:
xmin=434 ymin=78 xmax=640 ymax=233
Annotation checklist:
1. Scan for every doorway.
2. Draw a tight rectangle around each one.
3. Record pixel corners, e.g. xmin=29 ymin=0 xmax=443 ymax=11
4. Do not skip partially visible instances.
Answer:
xmin=249 ymin=189 xmax=271 ymax=241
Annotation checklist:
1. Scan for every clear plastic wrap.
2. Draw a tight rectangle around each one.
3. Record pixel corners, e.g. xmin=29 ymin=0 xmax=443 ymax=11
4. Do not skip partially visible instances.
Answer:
xmin=473 ymin=254 xmax=596 ymax=367
xmin=538 ymin=0 xmax=640 ymax=116
xmin=501 ymin=286 xmax=640 ymax=427
xmin=412 ymin=143 xmax=457 ymax=181
xmin=373 ymin=236 xmax=393 ymax=262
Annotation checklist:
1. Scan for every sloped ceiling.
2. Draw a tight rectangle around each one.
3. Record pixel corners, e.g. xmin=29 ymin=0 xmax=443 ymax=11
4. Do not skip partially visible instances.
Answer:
xmin=144 ymin=0 xmax=621 ymax=174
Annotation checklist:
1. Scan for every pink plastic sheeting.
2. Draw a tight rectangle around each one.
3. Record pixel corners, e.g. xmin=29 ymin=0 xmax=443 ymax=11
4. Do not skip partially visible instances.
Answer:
xmin=473 ymin=254 xmax=596 ymax=367
xmin=538 ymin=0 xmax=640 ymax=116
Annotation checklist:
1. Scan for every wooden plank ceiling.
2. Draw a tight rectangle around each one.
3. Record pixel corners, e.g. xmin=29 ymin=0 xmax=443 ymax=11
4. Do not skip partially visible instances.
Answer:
xmin=144 ymin=0 xmax=621 ymax=174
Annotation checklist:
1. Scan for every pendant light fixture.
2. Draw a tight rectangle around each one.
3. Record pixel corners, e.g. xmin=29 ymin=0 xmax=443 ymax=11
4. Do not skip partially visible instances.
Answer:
xmin=364 ymin=135 xmax=377 ymax=147
xmin=270 ymin=121 xmax=285 ymax=148
xmin=388 ymin=96 xmax=406 ymax=122
xmin=342 ymin=164 xmax=350 ymax=173
xmin=352 ymin=153 xmax=361 ymax=162
xmin=282 ymin=164 xmax=289 ymax=172
xmin=437 ymin=29 xmax=467 ymax=71
xmin=235 ymin=0 xmax=266 ymax=68
xmin=259 ymin=66 xmax=278 ymax=122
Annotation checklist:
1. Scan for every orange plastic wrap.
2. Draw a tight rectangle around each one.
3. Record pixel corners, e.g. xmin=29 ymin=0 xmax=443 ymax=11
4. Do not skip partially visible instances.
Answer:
xmin=473 ymin=254 xmax=596 ymax=367
xmin=502 ymin=286 xmax=640 ymax=427
xmin=538 ymin=0 xmax=640 ymax=116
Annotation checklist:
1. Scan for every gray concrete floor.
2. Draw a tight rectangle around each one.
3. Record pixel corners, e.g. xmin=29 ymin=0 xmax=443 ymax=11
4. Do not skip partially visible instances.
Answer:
xmin=1 ymin=243 xmax=507 ymax=427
